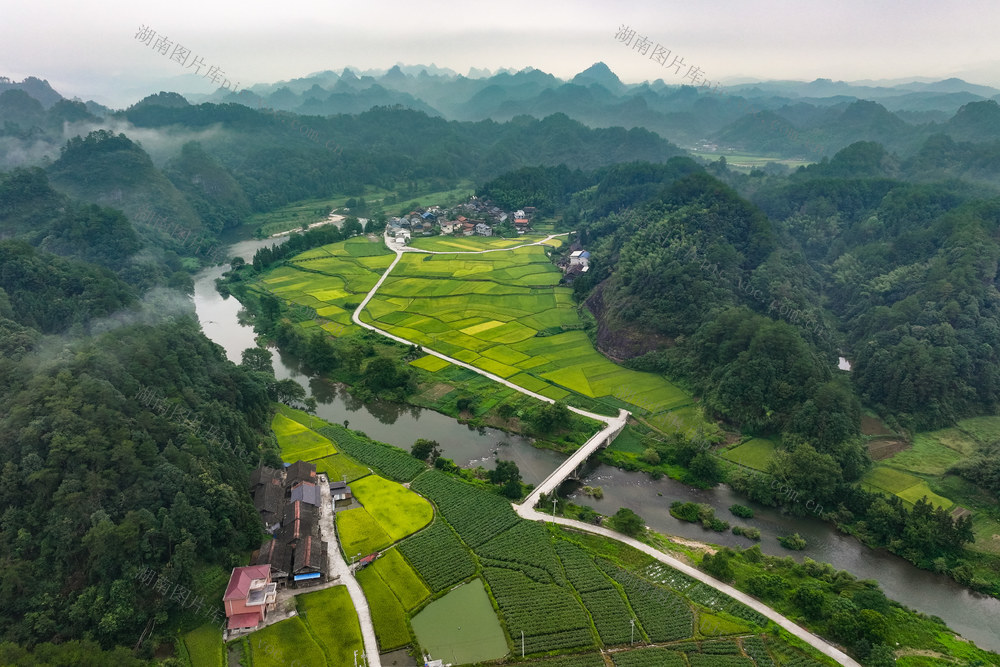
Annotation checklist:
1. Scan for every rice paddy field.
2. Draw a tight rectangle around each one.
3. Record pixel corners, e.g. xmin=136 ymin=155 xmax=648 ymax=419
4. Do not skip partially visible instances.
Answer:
xmin=252 ymin=235 xmax=700 ymax=425
xmin=357 ymin=565 xmax=412 ymax=651
xmin=869 ymin=418 xmax=1000 ymax=555
xmin=252 ymin=236 xmax=394 ymax=336
xmin=861 ymin=465 xmax=953 ymax=510
xmin=183 ymin=623 xmax=223 ymax=667
xmin=247 ymin=616 xmax=326 ymax=667
xmin=365 ymin=547 xmax=430 ymax=611
xmin=720 ymin=438 xmax=778 ymax=471
xmin=349 ymin=474 xmax=434 ymax=542
xmin=270 ymin=412 xmax=337 ymax=461
xmin=359 ymin=244 xmax=696 ymax=419
xmin=337 ymin=507 xmax=394 ymax=557
xmin=296 ymin=585 xmax=366 ymax=666
xmin=336 ymin=474 xmax=433 ymax=558
xmin=409 ymin=235 xmax=545 ymax=252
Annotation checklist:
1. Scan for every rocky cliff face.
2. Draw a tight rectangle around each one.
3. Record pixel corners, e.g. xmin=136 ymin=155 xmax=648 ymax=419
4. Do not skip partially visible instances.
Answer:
xmin=585 ymin=279 xmax=671 ymax=362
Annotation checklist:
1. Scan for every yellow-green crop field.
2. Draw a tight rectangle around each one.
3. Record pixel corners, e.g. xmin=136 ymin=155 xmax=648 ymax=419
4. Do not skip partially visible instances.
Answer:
xmin=270 ymin=412 xmax=336 ymax=461
xmin=248 ymin=615 xmax=326 ymax=667
xmin=366 ymin=547 xmax=430 ymax=611
xmin=296 ymin=586 xmax=366 ymax=665
xmin=184 ymin=623 xmax=223 ymax=667
xmin=254 ymin=236 xmax=701 ymax=421
xmin=365 ymin=246 xmax=694 ymax=417
xmin=350 ymin=474 xmax=434 ymax=542
xmin=862 ymin=465 xmax=953 ymax=510
xmin=254 ymin=236 xmax=393 ymax=334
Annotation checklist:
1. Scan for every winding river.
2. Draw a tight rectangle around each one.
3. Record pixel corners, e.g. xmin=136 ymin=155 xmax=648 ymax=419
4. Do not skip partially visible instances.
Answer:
xmin=193 ymin=237 xmax=1000 ymax=652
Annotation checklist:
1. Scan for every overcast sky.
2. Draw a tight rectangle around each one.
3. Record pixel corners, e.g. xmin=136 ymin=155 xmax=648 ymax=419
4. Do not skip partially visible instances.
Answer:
xmin=3 ymin=0 xmax=999 ymax=107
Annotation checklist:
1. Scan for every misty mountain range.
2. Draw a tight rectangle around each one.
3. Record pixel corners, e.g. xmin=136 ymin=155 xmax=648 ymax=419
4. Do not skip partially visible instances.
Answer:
xmin=4 ymin=62 xmax=1000 ymax=164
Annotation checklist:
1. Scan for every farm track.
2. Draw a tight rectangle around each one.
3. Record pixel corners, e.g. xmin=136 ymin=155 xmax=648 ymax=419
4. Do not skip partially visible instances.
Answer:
xmin=349 ymin=232 xmax=860 ymax=667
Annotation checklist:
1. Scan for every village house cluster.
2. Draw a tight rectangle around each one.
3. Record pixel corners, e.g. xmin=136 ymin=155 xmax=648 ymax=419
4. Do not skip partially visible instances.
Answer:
xmin=223 ymin=460 xmax=357 ymax=637
xmin=387 ymin=196 xmax=536 ymax=246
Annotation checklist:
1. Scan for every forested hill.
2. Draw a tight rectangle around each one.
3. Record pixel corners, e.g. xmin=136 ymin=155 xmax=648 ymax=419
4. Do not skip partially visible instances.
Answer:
xmin=0 ymin=230 xmax=280 ymax=658
xmin=120 ymin=102 xmax=684 ymax=208
xmin=484 ymin=140 xmax=1000 ymax=451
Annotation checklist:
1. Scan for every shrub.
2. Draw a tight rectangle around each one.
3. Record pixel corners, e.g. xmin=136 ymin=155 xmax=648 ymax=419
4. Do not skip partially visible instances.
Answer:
xmin=729 ymin=504 xmax=754 ymax=519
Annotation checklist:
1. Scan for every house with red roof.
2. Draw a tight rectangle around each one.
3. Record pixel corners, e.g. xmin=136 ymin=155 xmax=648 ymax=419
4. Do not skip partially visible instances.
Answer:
xmin=223 ymin=565 xmax=276 ymax=636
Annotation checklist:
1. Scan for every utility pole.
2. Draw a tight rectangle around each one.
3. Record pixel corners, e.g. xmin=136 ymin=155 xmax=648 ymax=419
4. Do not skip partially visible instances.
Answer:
xmin=630 ymin=618 xmax=635 ymax=644
xmin=521 ymin=630 xmax=525 ymax=658
xmin=552 ymin=498 xmax=557 ymax=520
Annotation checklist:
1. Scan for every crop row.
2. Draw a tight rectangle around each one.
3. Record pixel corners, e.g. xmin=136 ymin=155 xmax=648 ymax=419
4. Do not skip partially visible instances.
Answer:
xmin=597 ymin=560 xmax=693 ymax=643
xmin=741 ymin=636 xmax=776 ymax=667
xmin=397 ymin=519 xmax=476 ymax=593
xmin=554 ymin=541 xmax=641 ymax=646
xmin=643 ymin=563 xmax=698 ymax=592
xmin=530 ymin=654 xmax=606 ymax=667
xmin=687 ymin=656 xmax=754 ymax=666
xmin=580 ymin=588 xmax=638 ymax=646
xmin=610 ymin=648 xmax=687 ymax=667
xmin=683 ymin=583 xmax=768 ymax=628
xmin=318 ymin=425 xmax=426 ymax=481
xmin=479 ymin=556 xmax=554 ymax=584
xmin=555 ymin=540 xmax=615 ymax=594
xmin=410 ymin=470 xmax=519 ymax=547
xmin=642 ymin=564 xmax=768 ymax=629
xmin=702 ymin=640 xmax=743 ymax=655
xmin=482 ymin=566 xmax=594 ymax=655
xmin=478 ymin=522 xmax=565 ymax=584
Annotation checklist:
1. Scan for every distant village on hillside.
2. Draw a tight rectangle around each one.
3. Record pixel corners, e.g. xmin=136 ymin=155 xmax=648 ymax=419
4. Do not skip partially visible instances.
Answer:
xmin=387 ymin=197 xmax=537 ymax=243
xmin=385 ymin=197 xmax=591 ymax=277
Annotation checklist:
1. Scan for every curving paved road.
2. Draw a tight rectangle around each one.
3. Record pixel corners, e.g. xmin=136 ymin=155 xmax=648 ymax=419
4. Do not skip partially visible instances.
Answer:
xmin=354 ymin=233 xmax=615 ymax=424
xmin=514 ymin=506 xmax=860 ymax=667
xmin=350 ymin=232 xmax=859 ymax=667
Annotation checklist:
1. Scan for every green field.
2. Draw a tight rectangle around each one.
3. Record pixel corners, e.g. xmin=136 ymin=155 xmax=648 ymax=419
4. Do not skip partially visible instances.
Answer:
xmin=271 ymin=412 xmax=337 ymax=461
xmin=337 ymin=507 xmax=393 ymax=557
xmin=252 ymin=236 xmax=393 ymax=334
xmin=410 ymin=579 xmax=509 ymax=665
xmin=253 ymin=235 xmax=701 ymax=428
xmin=721 ymin=438 xmax=778 ymax=471
xmin=313 ymin=453 xmax=370 ymax=482
xmin=883 ymin=433 xmax=966 ymax=475
xmin=183 ymin=623 xmax=223 ymax=667
xmin=863 ymin=465 xmax=953 ymax=510
xmin=357 ymin=564 xmax=412 ymax=651
xmin=409 ymin=235 xmax=538 ymax=252
xmin=957 ymin=416 xmax=1000 ymax=446
xmin=351 ymin=474 xmax=433 ymax=541
xmin=359 ymin=245 xmax=693 ymax=417
xmin=409 ymin=354 xmax=452 ymax=372
xmin=297 ymin=585 xmax=366 ymax=665
xmin=248 ymin=616 xmax=326 ymax=667
xmin=246 ymin=180 xmax=475 ymax=237
xmin=688 ymin=149 xmax=813 ymax=171
xmin=368 ymin=547 xmax=431 ymax=611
